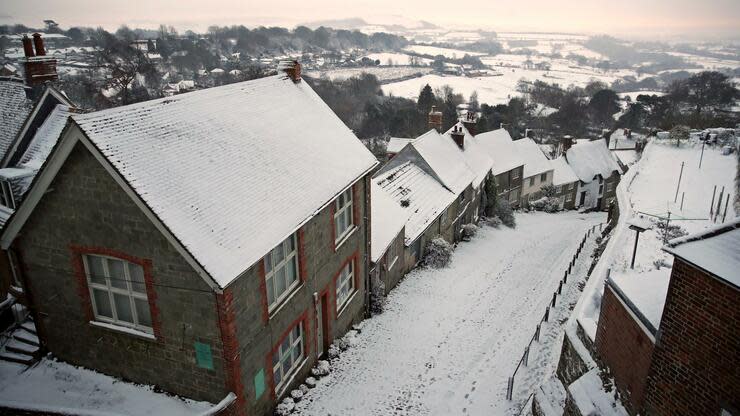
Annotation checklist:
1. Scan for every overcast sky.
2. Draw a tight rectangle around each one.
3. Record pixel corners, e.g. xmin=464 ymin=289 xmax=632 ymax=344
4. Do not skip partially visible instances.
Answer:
xmin=3 ymin=0 xmax=740 ymax=40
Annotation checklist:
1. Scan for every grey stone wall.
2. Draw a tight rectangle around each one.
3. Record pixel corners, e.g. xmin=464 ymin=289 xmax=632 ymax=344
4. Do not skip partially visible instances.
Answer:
xmin=15 ymin=141 xmax=228 ymax=403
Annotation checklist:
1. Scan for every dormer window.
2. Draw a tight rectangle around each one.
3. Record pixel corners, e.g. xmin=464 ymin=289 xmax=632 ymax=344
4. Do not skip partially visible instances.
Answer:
xmin=0 ymin=180 xmax=15 ymax=209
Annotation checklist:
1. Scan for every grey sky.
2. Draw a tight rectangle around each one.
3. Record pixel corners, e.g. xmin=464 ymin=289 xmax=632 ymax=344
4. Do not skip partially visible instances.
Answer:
xmin=3 ymin=0 xmax=740 ymax=39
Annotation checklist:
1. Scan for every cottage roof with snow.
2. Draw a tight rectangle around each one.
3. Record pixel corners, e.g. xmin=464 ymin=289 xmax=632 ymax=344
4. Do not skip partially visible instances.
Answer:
xmin=370 ymin=181 xmax=407 ymax=263
xmin=474 ymin=129 xmax=524 ymax=176
xmin=513 ymin=138 xmax=553 ymax=179
xmin=565 ymin=139 xmax=621 ymax=183
xmin=411 ymin=129 xmax=475 ymax=194
xmin=664 ymin=218 xmax=740 ymax=289
xmin=444 ymin=122 xmax=493 ymax=188
xmin=0 ymin=79 xmax=33 ymax=159
xmin=386 ymin=137 xmax=415 ymax=154
xmin=374 ymin=161 xmax=455 ymax=245
xmin=549 ymin=156 xmax=579 ymax=186
xmin=2 ymin=74 xmax=378 ymax=289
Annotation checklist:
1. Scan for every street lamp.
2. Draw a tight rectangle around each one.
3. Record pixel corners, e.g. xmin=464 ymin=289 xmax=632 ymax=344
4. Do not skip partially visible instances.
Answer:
xmin=627 ymin=216 xmax=652 ymax=269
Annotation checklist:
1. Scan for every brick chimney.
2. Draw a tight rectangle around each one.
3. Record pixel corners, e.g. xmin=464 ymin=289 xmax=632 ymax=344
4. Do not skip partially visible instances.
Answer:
xmin=461 ymin=111 xmax=477 ymax=136
xmin=23 ymin=34 xmax=58 ymax=88
xmin=279 ymin=60 xmax=301 ymax=83
xmin=22 ymin=35 xmax=35 ymax=58
xmin=32 ymin=33 xmax=46 ymax=56
xmin=450 ymin=124 xmax=465 ymax=149
xmin=428 ymin=106 xmax=443 ymax=132
xmin=561 ymin=135 xmax=574 ymax=155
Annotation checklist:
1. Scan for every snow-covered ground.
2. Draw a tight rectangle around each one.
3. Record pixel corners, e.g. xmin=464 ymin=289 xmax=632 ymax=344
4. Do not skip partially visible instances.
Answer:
xmin=403 ymin=45 xmax=485 ymax=59
xmin=0 ymin=356 xmax=216 ymax=415
xmin=304 ymin=66 xmax=433 ymax=82
xmin=294 ymin=211 xmax=604 ymax=416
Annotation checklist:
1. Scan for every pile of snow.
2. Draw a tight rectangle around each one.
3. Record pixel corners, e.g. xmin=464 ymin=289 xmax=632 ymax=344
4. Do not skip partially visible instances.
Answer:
xmin=567 ymin=369 xmax=628 ymax=416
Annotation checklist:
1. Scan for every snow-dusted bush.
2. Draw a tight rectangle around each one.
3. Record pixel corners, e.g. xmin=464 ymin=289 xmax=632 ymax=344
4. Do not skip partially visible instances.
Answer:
xmin=423 ymin=237 xmax=453 ymax=268
xmin=311 ymin=360 xmax=330 ymax=377
xmin=541 ymin=184 xmax=557 ymax=198
xmin=653 ymin=259 xmax=671 ymax=270
xmin=275 ymin=398 xmax=295 ymax=415
xmin=461 ymin=223 xmax=478 ymax=240
xmin=370 ymin=274 xmax=386 ymax=314
xmin=487 ymin=216 xmax=502 ymax=228
xmin=327 ymin=343 xmax=340 ymax=359
xmin=656 ymin=221 xmax=687 ymax=242
xmin=530 ymin=196 xmax=561 ymax=213
xmin=299 ymin=384 xmax=310 ymax=395
xmin=305 ymin=377 xmax=317 ymax=388
xmin=495 ymin=198 xmax=516 ymax=228
xmin=290 ymin=389 xmax=304 ymax=402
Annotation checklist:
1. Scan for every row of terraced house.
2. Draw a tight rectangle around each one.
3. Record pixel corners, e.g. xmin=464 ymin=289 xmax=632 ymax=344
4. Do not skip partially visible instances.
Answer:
xmin=0 ymin=41 xmax=622 ymax=416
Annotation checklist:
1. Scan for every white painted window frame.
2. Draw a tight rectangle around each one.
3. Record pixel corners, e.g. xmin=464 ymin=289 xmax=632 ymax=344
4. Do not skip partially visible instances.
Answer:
xmin=264 ymin=233 xmax=300 ymax=313
xmin=335 ymin=261 xmax=355 ymax=310
xmin=272 ymin=322 xmax=304 ymax=392
xmin=334 ymin=188 xmax=354 ymax=244
xmin=83 ymin=254 xmax=152 ymax=333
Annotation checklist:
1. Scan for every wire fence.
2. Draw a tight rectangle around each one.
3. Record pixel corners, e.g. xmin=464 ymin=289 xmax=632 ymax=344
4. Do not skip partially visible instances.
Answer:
xmin=505 ymin=221 xmax=607 ymax=402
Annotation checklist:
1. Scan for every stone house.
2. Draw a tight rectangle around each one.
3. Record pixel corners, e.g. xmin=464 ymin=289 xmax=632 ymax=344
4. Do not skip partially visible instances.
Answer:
xmin=473 ymin=128 xmax=524 ymax=208
xmin=549 ymin=156 xmax=580 ymax=210
xmin=444 ymin=121 xmax=494 ymax=220
xmin=369 ymin=181 xmax=407 ymax=294
xmin=513 ymin=138 xmax=554 ymax=205
xmin=0 ymin=66 xmax=379 ymax=416
xmin=565 ymin=139 xmax=621 ymax=211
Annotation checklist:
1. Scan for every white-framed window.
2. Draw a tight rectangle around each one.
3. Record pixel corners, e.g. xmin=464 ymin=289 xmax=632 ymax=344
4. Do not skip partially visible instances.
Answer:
xmin=335 ymin=260 xmax=355 ymax=310
xmin=264 ymin=233 xmax=300 ymax=312
xmin=540 ymin=173 xmax=547 ymax=182
xmin=511 ymin=169 xmax=520 ymax=180
xmin=565 ymin=193 xmax=573 ymax=202
xmin=334 ymin=188 xmax=354 ymax=243
xmin=556 ymin=185 xmax=563 ymax=194
xmin=529 ymin=177 xmax=535 ymax=187
xmin=0 ymin=180 xmax=14 ymax=209
xmin=83 ymin=254 xmax=152 ymax=333
xmin=272 ymin=322 xmax=304 ymax=392
xmin=8 ymin=250 xmax=22 ymax=289
xmin=568 ymin=183 xmax=575 ymax=190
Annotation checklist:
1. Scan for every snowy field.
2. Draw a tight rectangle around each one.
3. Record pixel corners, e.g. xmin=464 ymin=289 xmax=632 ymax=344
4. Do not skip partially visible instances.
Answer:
xmin=295 ymin=211 xmax=605 ymax=416
xmin=0 ymin=357 xmax=214 ymax=415
xmin=365 ymin=52 xmax=432 ymax=66
xmin=403 ymin=45 xmax=485 ymax=59
xmin=304 ymin=66 xmax=433 ymax=82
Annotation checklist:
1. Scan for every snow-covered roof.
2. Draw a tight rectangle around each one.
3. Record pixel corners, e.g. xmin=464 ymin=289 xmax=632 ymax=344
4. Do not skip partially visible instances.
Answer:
xmin=610 ymin=268 xmax=671 ymax=332
xmin=411 ymin=129 xmax=475 ymax=194
xmin=18 ymin=104 xmax=72 ymax=170
xmin=370 ymin=181 xmax=407 ymax=263
xmin=0 ymin=80 xmax=32 ymax=160
xmin=475 ymin=129 xmax=524 ymax=176
xmin=565 ymin=139 xmax=621 ymax=183
xmin=444 ymin=122 xmax=493 ymax=188
xmin=71 ymin=74 xmax=378 ymax=288
xmin=386 ymin=137 xmax=414 ymax=154
xmin=513 ymin=138 xmax=552 ymax=179
xmin=375 ymin=161 xmax=455 ymax=245
xmin=664 ymin=218 xmax=740 ymax=289
xmin=550 ymin=156 xmax=579 ymax=186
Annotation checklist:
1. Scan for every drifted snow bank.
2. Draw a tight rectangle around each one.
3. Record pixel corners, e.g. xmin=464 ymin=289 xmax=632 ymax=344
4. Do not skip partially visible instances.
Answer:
xmin=0 ymin=356 xmax=214 ymax=415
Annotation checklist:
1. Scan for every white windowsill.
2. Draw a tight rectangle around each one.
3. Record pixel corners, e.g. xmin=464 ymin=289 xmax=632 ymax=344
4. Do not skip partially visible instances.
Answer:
xmin=334 ymin=226 xmax=357 ymax=251
xmin=89 ymin=320 xmax=156 ymax=340
xmin=268 ymin=282 xmax=304 ymax=320
xmin=387 ymin=256 xmax=399 ymax=271
xmin=336 ymin=290 xmax=358 ymax=318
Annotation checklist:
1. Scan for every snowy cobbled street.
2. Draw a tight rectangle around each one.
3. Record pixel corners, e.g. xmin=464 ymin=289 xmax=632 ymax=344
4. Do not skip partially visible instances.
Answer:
xmin=295 ymin=211 xmax=605 ymax=416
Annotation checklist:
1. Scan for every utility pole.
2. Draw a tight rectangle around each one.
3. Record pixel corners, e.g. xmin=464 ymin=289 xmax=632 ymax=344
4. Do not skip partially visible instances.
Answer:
xmin=674 ymin=162 xmax=684 ymax=203
xmin=710 ymin=185 xmax=717 ymax=217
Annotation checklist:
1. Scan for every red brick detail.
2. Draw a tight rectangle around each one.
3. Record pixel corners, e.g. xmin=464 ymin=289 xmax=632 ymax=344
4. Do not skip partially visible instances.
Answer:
xmin=69 ymin=245 xmax=163 ymax=341
xmin=297 ymin=228 xmax=307 ymax=283
xmin=643 ymin=258 xmax=740 ymax=416
xmin=594 ymin=285 xmax=654 ymax=413
xmin=216 ymin=289 xmax=247 ymax=416
xmin=258 ymin=260 xmax=269 ymax=325
xmin=332 ymin=250 xmax=360 ymax=317
xmin=266 ymin=310 xmax=310 ymax=401
xmin=329 ymin=201 xmax=336 ymax=252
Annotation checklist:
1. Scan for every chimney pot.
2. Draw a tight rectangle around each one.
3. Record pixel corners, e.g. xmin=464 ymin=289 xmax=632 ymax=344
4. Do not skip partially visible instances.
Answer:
xmin=32 ymin=33 xmax=46 ymax=56
xmin=22 ymin=35 xmax=35 ymax=58
xmin=450 ymin=125 xmax=465 ymax=149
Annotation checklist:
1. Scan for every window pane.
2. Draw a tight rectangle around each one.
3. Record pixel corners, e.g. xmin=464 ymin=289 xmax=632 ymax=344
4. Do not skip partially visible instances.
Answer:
xmin=273 ymin=367 xmax=282 ymax=386
xmin=135 ymin=298 xmax=152 ymax=327
xmin=275 ymin=267 xmax=286 ymax=295
xmin=274 ymin=244 xmax=284 ymax=264
xmin=292 ymin=343 xmax=301 ymax=362
xmin=129 ymin=263 xmax=146 ymax=294
xmin=281 ymin=337 xmax=291 ymax=356
xmin=92 ymin=289 xmax=113 ymax=318
xmin=264 ymin=253 xmax=272 ymax=273
xmin=114 ymin=293 xmax=134 ymax=323
xmin=108 ymin=259 xmax=127 ymax=289
xmin=287 ymin=258 xmax=297 ymax=284
xmin=288 ymin=235 xmax=296 ymax=252
xmin=87 ymin=256 xmax=106 ymax=285
xmin=266 ymin=277 xmax=275 ymax=306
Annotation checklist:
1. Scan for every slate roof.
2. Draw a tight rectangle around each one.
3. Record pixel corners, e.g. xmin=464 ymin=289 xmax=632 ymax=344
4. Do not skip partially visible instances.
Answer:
xmin=513 ymin=138 xmax=553 ymax=179
xmin=370 ymin=181 xmax=407 ymax=263
xmin=664 ymin=218 xmax=740 ymax=289
xmin=18 ymin=104 xmax=72 ymax=169
xmin=71 ymin=74 xmax=378 ymax=287
xmin=375 ymin=161 xmax=455 ymax=245
xmin=475 ymin=129 xmax=524 ymax=176
xmin=0 ymin=80 xmax=33 ymax=160
xmin=566 ymin=139 xmax=622 ymax=183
